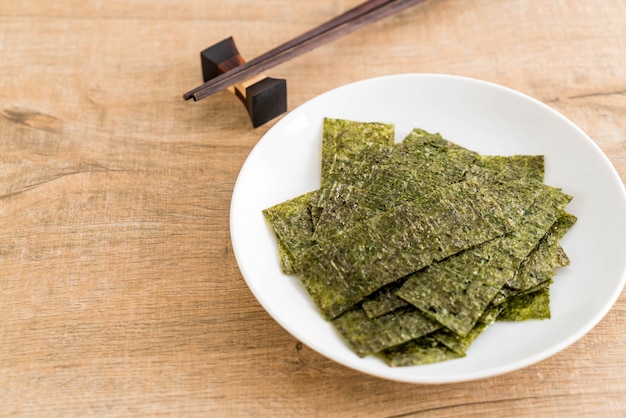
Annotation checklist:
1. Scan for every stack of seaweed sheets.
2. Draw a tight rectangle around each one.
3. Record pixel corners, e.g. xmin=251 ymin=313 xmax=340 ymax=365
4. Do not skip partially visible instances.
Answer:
xmin=263 ymin=118 xmax=576 ymax=366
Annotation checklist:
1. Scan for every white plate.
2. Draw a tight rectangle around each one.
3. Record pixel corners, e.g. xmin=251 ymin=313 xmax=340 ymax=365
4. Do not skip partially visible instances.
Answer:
xmin=230 ymin=74 xmax=626 ymax=384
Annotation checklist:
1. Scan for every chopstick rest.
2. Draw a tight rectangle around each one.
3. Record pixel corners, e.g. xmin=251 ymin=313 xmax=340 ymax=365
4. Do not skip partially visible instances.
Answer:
xmin=200 ymin=37 xmax=287 ymax=128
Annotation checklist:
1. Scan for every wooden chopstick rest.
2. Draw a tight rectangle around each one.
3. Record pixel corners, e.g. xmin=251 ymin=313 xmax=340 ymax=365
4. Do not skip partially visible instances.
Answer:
xmin=200 ymin=37 xmax=287 ymax=128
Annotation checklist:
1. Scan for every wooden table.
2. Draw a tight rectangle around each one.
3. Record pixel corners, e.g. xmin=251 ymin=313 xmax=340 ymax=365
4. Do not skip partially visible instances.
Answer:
xmin=1 ymin=1 xmax=625 ymax=416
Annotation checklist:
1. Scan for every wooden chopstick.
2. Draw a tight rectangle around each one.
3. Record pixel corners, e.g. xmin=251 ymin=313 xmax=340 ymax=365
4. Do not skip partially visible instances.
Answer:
xmin=183 ymin=0 xmax=396 ymax=101
xmin=183 ymin=0 xmax=427 ymax=101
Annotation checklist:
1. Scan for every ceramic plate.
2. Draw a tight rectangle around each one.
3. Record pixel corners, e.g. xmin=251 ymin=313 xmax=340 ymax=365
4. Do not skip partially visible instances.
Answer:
xmin=230 ymin=74 xmax=626 ymax=384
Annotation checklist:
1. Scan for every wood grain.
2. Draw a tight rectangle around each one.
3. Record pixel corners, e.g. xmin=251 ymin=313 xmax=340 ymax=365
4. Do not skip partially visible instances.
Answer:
xmin=1 ymin=0 xmax=625 ymax=416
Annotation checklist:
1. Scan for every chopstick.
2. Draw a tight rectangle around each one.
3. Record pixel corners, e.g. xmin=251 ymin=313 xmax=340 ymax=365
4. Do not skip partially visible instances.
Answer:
xmin=183 ymin=0 xmax=427 ymax=101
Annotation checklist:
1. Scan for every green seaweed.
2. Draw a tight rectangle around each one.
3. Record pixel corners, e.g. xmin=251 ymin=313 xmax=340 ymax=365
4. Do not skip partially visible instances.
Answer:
xmin=313 ymin=118 xmax=395 ymax=224
xmin=264 ymin=119 xmax=395 ymax=272
xmin=296 ymin=177 xmax=540 ymax=320
xmin=361 ymin=278 xmax=411 ymax=319
xmin=332 ymin=305 xmax=441 ymax=357
xmin=396 ymin=185 xmax=571 ymax=336
xmin=432 ymin=305 xmax=502 ymax=355
xmin=467 ymin=154 xmax=545 ymax=183
xmin=262 ymin=191 xmax=318 ymax=274
xmin=320 ymin=118 xmax=394 ymax=190
xmin=262 ymin=119 xmax=576 ymax=366
xmin=357 ymin=153 xmax=554 ymax=319
xmin=379 ymin=335 xmax=464 ymax=367
xmin=497 ymin=288 xmax=552 ymax=321
xmin=314 ymin=129 xmax=478 ymax=235
xmin=489 ymin=212 xmax=576 ymax=307
xmin=507 ymin=212 xmax=577 ymax=291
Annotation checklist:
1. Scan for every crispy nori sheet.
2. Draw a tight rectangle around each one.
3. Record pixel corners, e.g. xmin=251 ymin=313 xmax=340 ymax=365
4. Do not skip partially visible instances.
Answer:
xmin=312 ymin=118 xmax=395 ymax=225
xmin=488 ymin=212 xmax=576 ymax=305
xmin=295 ymin=178 xmax=539 ymax=320
xmin=497 ymin=288 xmax=552 ymax=321
xmin=332 ymin=305 xmax=441 ymax=357
xmin=468 ymin=154 xmax=545 ymax=183
xmin=312 ymin=149 xmax=392 ymax=227
xmin=314 ymin=129 xmax=478 ymax=235
xmin=262 ymin=191 xmax=317 ymax=274
xmin=507 ymin=212 xmax=577 ymax=291
xmin=320 ymin=118 xmax=394 ymax=190
xmin=361 ymin=277 xmax=411 ymax=319
xmin=379 ymin=335 xmax=464 ymax=367
xmin=360 ymin=154 xmax=552 ymax=319
xmin=317 ymin=150 xmax=547 ymax=242
xmin=397 ymin=185 xmax=571 ymax=336
xmin=276 ymin=238 xmax=296 ymax=274
xmin=490 ymin=278 xmax=553 ymax=307
xmin=263 ymin=119 xmax=396 ymax=274
xmin=432 ymin=305 xmax=502 ymax=355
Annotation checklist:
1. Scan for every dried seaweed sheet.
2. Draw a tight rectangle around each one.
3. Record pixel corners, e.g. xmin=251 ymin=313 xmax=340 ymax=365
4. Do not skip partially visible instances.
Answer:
xmin=332 ymin=305 xmax=441 ymax=357
xmin=262 ymin=191 xmax=318 ymax=274
xmin=468 ymin=154 xmax=545 ymax=183
xmin=488 ymin=212 xmax=576 ymax=306
xmin=432 ymin=305 xmax=502 ymax=355
xmin=320 ymin=118 xmax=394 ymax=190
xmin=295 ymin=177 xmax=539 ymax=320
xmin=497 ymin=288 xmax=551 ymax=321
xmin=379 ymin=335 xmax=463 ymax=367
xmin=312 ymin=118 xmax=395 ymax=224
xmin=319 ymin=139 xmax=394 ymax=192
xmin=381 ymin=287 xmax=535 ymax=365
xmin=265 ymin=119 xmax=394 ymax=272
xmin=361 ymin=278 xmax=411 ymax=319
xmin=397 ymin=185 xmax=571 ymax=336
xmin=276 ymin=238 xmax=296 ymax=274
xmin=491 ymin=278 xmax=554 ymax=307
xmin=316 ymin=134 xmax=546 ymax=241
xmin=314 ymin=129 xmax=478 ymax=235
xmin=360 ymin=154 xmax=551 ymax=320
xmin=507 ymin=212 xmax=577 ymax=291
